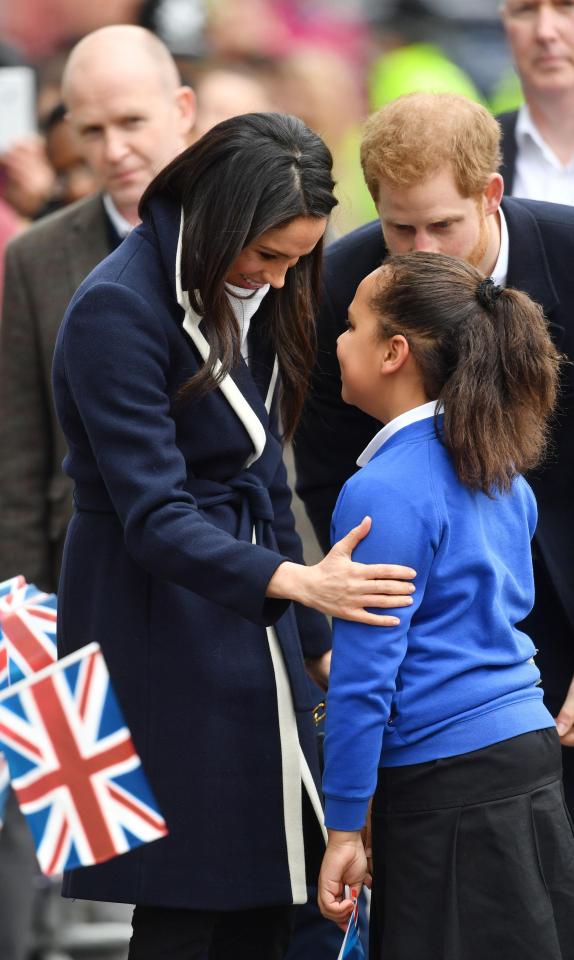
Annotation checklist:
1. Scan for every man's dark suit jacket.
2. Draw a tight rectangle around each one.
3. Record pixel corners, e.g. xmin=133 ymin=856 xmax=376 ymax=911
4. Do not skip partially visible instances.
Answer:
xmin=294 ymin=197 xmax=574 ymax=712
xmin=498 ymin=110 xmax=519 ymax=195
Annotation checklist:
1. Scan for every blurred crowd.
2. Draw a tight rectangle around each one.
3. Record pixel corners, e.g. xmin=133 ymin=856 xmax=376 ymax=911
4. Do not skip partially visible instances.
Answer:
xmin=0 ymin=0 xmax=521 ymax=301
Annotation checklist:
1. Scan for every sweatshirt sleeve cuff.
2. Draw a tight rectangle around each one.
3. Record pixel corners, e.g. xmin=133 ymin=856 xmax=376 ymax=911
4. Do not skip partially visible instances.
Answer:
xmin=324 ymin=795 xmax=370 ymax=831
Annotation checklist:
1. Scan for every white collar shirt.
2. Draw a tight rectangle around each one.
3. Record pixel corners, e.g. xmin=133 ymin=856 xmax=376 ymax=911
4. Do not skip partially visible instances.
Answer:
xmin=492 ymin=207 xmax=509 ymax=288
xmin=512 ymin=104 xmax=574 ymax=206
xmin=102 ymin=193 xmax=134 ymax=239
xmin=357 ymin=400 xmax=443 ymax=467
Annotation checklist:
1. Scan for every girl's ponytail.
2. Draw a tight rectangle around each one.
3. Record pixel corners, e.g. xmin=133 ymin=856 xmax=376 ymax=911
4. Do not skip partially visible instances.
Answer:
xmin=371 ymin=252 xmax=562 ymax=494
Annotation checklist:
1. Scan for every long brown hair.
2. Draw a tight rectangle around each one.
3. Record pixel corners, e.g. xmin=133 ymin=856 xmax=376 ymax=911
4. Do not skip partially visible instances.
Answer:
xmin=140 ymin=112 xmax=337 ymax=439
xmin=371 ymin=252 xmax=562 ymax=494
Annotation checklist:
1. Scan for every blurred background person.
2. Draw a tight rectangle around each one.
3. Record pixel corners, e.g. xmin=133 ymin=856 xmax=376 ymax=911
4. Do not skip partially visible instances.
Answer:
xmin=39 ymin=102 xmax=99 ymax=215
xmin=273 ymin=46 xmax=377 ymax=236
xmin=189 ymin=62 xmax=274 ymax=142
xmin=499 ymin=0 xmax=574 ymax=204
xmin=0 ymin=0 xmax=142 ymax=61
xmin=0 ymin=198 xmax=25 ymax=307
xmin=0 ymin=135 xmax=56 ymax=221
xmin=1 ymin=106 xmax=98 ymax=222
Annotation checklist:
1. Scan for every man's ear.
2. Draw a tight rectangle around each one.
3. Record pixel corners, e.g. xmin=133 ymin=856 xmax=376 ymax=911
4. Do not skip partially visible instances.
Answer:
xmin=175 ymin=86 xmax=196 ymax=136
xmin=381 ymin=334 xmax=410 ymax=374
xmin=483 ymin=172 xmax=504 ymax=216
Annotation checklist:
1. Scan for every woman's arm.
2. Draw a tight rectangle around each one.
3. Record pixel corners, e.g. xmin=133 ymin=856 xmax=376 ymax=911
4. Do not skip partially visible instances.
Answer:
xmin=58 ymin=281 xmax=416 ymax=628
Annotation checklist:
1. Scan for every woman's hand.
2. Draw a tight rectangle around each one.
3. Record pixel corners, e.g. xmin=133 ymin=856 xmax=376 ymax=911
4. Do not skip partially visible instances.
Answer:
xmin=266 ymin=516 xmax=416 ymax=624
xmin=318 ymin=830 xmax=368 ymax=930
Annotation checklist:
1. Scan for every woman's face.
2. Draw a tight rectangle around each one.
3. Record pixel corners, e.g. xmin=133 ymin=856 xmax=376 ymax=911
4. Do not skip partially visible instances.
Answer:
xmin=225 ymin=216 xmax=327 ymax=291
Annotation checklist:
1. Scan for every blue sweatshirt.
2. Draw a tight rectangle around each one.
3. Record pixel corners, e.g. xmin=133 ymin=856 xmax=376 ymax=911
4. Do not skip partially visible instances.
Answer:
xmin=323 ymin=410 xmax=554 ymax=831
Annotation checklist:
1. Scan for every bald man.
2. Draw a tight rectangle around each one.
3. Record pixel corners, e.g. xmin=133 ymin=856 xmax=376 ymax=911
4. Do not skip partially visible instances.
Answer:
xmin=0 ymin=26 xmax=195 ymax=594
xmin=0 ymin=27 xmax=194 ymax=960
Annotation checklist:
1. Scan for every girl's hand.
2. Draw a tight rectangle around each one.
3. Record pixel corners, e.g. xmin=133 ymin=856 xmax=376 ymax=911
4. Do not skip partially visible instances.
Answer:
xmin=266 ymin=516 xmax=416 ymax=625
xmin=318 ymin=830 xmax=368 ymax=930
xmin=305 ymin=650 xmax=331 ymax=691
xmin=361 ymin=798 xmax=373 ymax=882
xmin=556 ymin=672 xmax=574 ymax=746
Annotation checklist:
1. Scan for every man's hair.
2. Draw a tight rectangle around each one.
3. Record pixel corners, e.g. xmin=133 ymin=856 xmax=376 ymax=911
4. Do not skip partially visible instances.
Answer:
xmin=361 ymin=92 xmax=502 ymax=202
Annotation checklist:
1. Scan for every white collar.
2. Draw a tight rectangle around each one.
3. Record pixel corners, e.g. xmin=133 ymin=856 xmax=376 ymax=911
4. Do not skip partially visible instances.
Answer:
xmin=357 ymin=399 xmax=442 ymax=467
xmin=491 ymin=206 xmax=509 ymax=288
xmin=225 ymin=281 xmax=270 ymax=313
xmin=102 ymin=194 xmax=134 ymax=238
xmin=515 ymin=104 xmax=572 ymax=171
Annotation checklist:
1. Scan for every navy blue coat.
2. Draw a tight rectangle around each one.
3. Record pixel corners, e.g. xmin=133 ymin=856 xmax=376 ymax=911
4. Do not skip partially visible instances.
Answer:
xmin=52 ymin=196 xmax=330 ymax=910
xmin=294 ymin=197 xmax=574 ymax=706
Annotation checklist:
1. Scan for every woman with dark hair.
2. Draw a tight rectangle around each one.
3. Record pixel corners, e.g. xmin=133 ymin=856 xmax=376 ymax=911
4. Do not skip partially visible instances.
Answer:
xmin=52 ymin=112 xmax=414 ymax=958
xmin=318 ymin=252 xmax=574 ymax=959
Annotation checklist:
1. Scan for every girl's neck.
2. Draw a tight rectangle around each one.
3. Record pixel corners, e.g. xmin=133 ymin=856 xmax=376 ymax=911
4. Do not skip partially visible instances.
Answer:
xmin=377 ymin=387 xmax=430 ymax=426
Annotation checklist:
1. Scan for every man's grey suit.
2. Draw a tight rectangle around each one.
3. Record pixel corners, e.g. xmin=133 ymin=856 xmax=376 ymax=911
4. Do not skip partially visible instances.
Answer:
xmin=0 ymin=194 xmax=114 ymax=960
xmin=0 ymin=192 xmax=112 ymax=592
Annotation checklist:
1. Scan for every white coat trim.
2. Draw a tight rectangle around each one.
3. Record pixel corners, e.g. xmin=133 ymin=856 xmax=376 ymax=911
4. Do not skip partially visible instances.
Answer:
xmin=250 ymin=526 xmax=325 ymax=902
xmin=265 ymin=355 xmax=279 ymax=414
xmin=175 ymin=211 xmax=267 ymax=468
xmin=266 ymin=623 xmax=308 ymax=903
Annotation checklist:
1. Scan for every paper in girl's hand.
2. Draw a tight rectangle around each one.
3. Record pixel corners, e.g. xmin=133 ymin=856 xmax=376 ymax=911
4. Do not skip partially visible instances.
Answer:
xmin=336 ymin=896 xmax=365 ymax=959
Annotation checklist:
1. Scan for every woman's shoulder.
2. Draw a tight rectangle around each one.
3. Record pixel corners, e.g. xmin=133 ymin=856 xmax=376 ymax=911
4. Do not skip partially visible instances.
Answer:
xmin=62 ymin=232 xmax=177 ymax=340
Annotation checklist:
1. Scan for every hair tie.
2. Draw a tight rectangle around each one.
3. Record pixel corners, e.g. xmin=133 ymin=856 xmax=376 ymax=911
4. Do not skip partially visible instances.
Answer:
xmin=476 ymin=276 xmax=503 ymax=312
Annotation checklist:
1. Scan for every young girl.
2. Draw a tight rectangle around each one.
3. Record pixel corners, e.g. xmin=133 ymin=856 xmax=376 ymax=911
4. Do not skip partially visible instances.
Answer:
xmin=318 ymin=252 xmax=574 ymax=959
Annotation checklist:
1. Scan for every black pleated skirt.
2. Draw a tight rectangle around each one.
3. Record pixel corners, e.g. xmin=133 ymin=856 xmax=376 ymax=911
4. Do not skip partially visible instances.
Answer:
xmin=369 ymin=728 xmax=574 ymax=960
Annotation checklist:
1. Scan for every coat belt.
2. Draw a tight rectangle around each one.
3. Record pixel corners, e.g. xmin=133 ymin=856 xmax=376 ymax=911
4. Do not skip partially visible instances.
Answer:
xmin=73 ymin=472 xmax=274 ymax=543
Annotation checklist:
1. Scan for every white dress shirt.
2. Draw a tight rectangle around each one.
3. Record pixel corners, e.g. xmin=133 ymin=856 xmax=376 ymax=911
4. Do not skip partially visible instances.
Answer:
xmin=492 ymin=207 xmax=509 ymax=288
xmin=102 ymin=193 xmax=133 ymax=239
xmin=512 ymin=105 xmax=574 ymax=207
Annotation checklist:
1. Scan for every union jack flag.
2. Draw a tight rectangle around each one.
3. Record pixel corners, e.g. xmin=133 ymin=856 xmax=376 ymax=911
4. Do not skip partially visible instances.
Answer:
xmin=0 ymin=642 xmax=168 ymax=875
xmin=0 ymin=752 xmax=9 ymax=829
xmin=0 ymin=637 xmax=7 ymax=690
xmin=0 ymin=576 xmax=57 ymax=688
xmin=337 ymin=896 xmax=365 ymax=960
